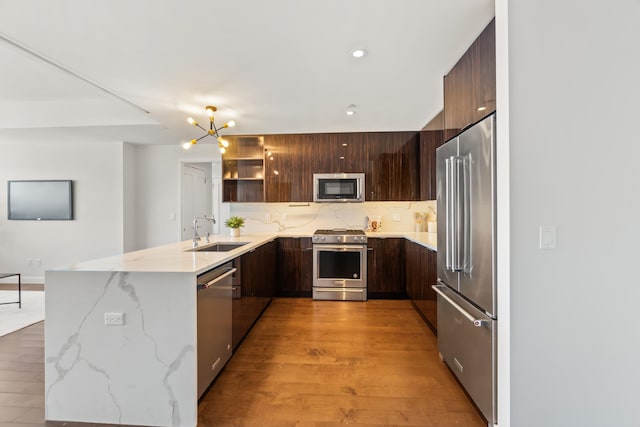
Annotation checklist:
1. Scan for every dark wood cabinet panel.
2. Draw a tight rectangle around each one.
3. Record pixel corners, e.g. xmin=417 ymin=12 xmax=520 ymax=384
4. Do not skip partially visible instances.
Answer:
xmin=420 ymin=246 xmax=438 ymax=331
xmin=263 ymin=134 xmax=314 ymax=202
xmin=277 ymin=237 xmax=313 ymax=297
xmin=404 ymin=240 xmax=437 ymax=332
xmin=364 ymin=132 xmax=420 ymax=201
xmin=367 ymin=238 xmax=406 ymax=299
xmin=232 ymin=240 xmax=277 ymax=350
xmin=443 ymin=18 xmax=496 ymax=140
xmin=404 ymin=240 xmax=421 ymax=303
xmin=263 ymin=131 xmax=419 ymax=202
xmin=419 ymin=129 xmax=444 ymax=200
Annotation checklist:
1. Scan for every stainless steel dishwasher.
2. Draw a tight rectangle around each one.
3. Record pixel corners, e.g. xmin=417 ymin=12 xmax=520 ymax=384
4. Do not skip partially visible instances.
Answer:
xmin=197 ymin=261 xmax=235 ymax=398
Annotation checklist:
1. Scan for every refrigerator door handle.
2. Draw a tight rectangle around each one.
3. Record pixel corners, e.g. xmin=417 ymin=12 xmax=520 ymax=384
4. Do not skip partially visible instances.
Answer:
xmin=452 ymin=156 xmax=463 ymax=271
xmin=445 ymin=156 xmax=453 ymax=270
xmin=432 ymin=285 xmax=485 ymax=327
xmin=461 ymin=155 xmax=470 ymax=271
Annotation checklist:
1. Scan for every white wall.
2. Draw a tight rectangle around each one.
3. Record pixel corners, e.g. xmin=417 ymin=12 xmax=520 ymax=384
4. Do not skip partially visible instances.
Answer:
xmin=131 ymin=144 xmax=224 ymax=250
xmin=506 ymin=1 xmax=640 ymax=425
xmin=0 ymin=142 xmax=124 ymax=283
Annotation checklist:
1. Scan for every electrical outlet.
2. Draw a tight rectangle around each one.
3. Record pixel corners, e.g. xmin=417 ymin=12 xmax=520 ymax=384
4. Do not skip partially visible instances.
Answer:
xmin=266 ymin=212 xmax=271 ymax=223
xmin=282 ymin=213 xmax=288 ymax=221
xmin=27 ymin=258 xmax=32 ymax=266
xmin=33 ymin=258 xmax=42 ymax=267
xmin=104 ymin=312 xmax=125 ymax=326
xmin=393 ymin=214 xmax=401 ymax=222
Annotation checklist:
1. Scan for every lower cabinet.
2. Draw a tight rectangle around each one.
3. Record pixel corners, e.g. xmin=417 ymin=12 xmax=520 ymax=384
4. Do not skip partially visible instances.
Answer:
xmin=277 ymin=237 xmax=313 ymax=297
xmin=404 ymin=240 xmax=438 ymax=331
xmin=367 ymin=238 xmax=406 ymax=299
xmin=232 ymin=239 xmax=277 ymax=350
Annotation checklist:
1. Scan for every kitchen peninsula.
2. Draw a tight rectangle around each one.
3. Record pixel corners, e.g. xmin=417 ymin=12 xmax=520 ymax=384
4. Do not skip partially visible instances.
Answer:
xmin=44 ymin=231 xmax=436 ymax=427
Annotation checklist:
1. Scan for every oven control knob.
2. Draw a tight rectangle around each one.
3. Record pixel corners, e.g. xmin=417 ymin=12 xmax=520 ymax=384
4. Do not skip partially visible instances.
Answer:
xmin=336 ymin=236 xmax=343 ymax=242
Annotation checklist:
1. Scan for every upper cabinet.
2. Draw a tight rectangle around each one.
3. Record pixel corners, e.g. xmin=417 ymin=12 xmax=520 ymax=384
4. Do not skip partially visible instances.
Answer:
xmin=263 ymin=131 xmax=419 ymax=202
xmin=222 ymin=136 xmax=265 ymax=202
xmin=263 ymin=133 xmax=313 ymax=203
xmin=443 ymin=18 xmax=496 ymax=140
xmin=419 ymin=129 xmax=444 ymax=200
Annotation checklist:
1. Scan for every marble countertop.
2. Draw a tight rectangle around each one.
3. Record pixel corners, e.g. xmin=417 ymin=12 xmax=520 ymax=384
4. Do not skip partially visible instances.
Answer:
xmin=50 ymin=231 xmax=437 ymax=275
xmin=365 ymin=231 xmax=437 ymax=251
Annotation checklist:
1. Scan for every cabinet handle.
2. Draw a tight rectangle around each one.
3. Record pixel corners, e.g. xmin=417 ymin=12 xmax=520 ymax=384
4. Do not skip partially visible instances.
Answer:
xmin=367 ymin=248 xmax=374 ymax=251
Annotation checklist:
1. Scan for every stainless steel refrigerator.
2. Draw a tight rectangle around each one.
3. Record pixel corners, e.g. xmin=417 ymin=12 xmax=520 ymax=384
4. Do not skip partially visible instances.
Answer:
xmin=433 ymin=112 xmax=497 ymax=425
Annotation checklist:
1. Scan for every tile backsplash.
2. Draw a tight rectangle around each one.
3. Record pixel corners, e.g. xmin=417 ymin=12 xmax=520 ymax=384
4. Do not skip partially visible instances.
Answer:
xmin=229 ymin=200 xmax=436 ymax=234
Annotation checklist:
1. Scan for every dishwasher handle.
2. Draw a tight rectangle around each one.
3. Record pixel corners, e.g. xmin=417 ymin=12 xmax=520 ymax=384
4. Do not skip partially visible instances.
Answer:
xmin=199 ymin=268 xmax=237 ymax=290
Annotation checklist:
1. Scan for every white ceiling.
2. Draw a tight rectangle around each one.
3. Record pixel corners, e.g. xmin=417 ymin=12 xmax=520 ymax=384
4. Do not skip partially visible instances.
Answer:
xmin=0 ymin=0 xmax=494 ymax=146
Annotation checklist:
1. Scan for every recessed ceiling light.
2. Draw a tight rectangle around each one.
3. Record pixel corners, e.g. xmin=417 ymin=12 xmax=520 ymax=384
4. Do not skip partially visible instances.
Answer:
xmin=477 ymin=106 xmax=487 ymax=112
xmin=351 ymin=48 xmax=367 ymax=58
xmin=346 ymin=110 xmax=356 ymax=116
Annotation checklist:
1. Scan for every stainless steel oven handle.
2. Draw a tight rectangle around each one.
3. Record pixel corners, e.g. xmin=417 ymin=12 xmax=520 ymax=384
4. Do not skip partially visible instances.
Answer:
xmin=314 ymin=244 xmax=367 ymax=251
xmin=432 ymin=285 xmax=486 ymax=327
xmin=333 ymin=280 xmax=346 ymax=286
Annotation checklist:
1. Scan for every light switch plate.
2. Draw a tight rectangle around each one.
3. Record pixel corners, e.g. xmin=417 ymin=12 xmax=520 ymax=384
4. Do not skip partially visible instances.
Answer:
xmin=539 ymin=226 xmax=557 ymax=249
xmin=392 ymin=214 xmax=401 ymax=222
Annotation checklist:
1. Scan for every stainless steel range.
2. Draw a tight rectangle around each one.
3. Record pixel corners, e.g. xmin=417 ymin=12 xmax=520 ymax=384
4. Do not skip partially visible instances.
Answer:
xmin=312 ymin=229 xmax=367 ymax=301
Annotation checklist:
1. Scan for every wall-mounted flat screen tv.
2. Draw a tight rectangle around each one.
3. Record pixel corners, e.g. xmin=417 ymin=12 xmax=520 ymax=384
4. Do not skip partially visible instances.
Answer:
xmin=7 ymin=180 xmax=74 ymax=220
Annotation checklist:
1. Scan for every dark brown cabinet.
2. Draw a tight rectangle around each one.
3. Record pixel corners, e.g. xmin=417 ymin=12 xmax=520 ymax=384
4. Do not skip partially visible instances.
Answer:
xmin=443 ymin=18 xmax=496 ymax=140
xmin=232 ymin=239 xmax=277 ymax=349
xmin=404 ymin=240 xmax=437 ymax=331
xmin=364 ymin=132 xmax=419 ymax=201
xmin=222 ymin=136 xmax=265 ymax=202
xmin=263 ymin=134 xmax=314 ymax=203
xmin=367 ymin=238 xmax=406 ymax=299
xmin=419 ymin=129 xmax=444 ymax=200
xmin=276 ymin=237 xmax=313 ymax=297
xmin=263 ymin=131 xmax=420 ymax=202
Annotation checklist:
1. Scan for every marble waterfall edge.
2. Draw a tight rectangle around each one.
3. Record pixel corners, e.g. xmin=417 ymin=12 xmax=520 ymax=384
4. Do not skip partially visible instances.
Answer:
xmin=45 ymin=271 xmax=197 ymax=427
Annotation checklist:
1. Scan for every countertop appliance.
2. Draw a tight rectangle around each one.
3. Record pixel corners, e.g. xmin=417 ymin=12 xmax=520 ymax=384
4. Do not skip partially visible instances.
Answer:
xmin=432 ymin=113 xmax=497 ymax=425
xmin=312 ymin=229 xmax=367 ymax=301
xmin=313 ymin=173 xmax=365 ymax=203
xmin=196 ymin=262 xmax=235 ymax=398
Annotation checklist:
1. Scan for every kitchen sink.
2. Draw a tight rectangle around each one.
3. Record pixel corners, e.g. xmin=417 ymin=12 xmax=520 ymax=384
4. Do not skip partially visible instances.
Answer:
xmin=187 ymin=242 xmax=249 ymax=252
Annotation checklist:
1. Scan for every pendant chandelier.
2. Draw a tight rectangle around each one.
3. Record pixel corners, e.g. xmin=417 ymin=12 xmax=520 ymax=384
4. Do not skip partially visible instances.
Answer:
xmin=182 ymin=106 xmax=236 ymax=153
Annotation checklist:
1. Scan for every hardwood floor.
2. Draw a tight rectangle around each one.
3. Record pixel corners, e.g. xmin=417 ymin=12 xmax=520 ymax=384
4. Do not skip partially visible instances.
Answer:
xmin=199 ymin=299 xmax=485 ymax=426
xmin=0 ymin=298 xmax=484 ymax=427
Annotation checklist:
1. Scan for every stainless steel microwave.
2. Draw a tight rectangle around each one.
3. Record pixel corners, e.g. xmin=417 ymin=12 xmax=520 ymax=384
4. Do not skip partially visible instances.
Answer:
xmin=313 ymin=173 xmax=365 ymax=202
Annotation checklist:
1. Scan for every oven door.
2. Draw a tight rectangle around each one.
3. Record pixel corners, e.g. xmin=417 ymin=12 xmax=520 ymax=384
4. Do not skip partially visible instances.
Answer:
xmin=313 ymin=244 xmax=366 ymax=288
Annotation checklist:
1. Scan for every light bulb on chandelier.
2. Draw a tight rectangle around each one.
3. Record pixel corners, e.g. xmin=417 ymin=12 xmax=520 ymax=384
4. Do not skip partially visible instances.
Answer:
xmin=182 ymin=106 xmax=236 ymax=153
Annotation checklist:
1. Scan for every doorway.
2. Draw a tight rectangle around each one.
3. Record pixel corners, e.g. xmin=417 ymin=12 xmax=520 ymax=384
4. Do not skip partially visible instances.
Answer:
xmin=181 ymin=162 xmax=217 ymax=241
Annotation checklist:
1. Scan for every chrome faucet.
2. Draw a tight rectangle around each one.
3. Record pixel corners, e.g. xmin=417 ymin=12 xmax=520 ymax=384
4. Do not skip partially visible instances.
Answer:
xmin=192 ymin=215 xmax=216 ymax=247
xmin=192 ymin=218 xmax=201 ymax=247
